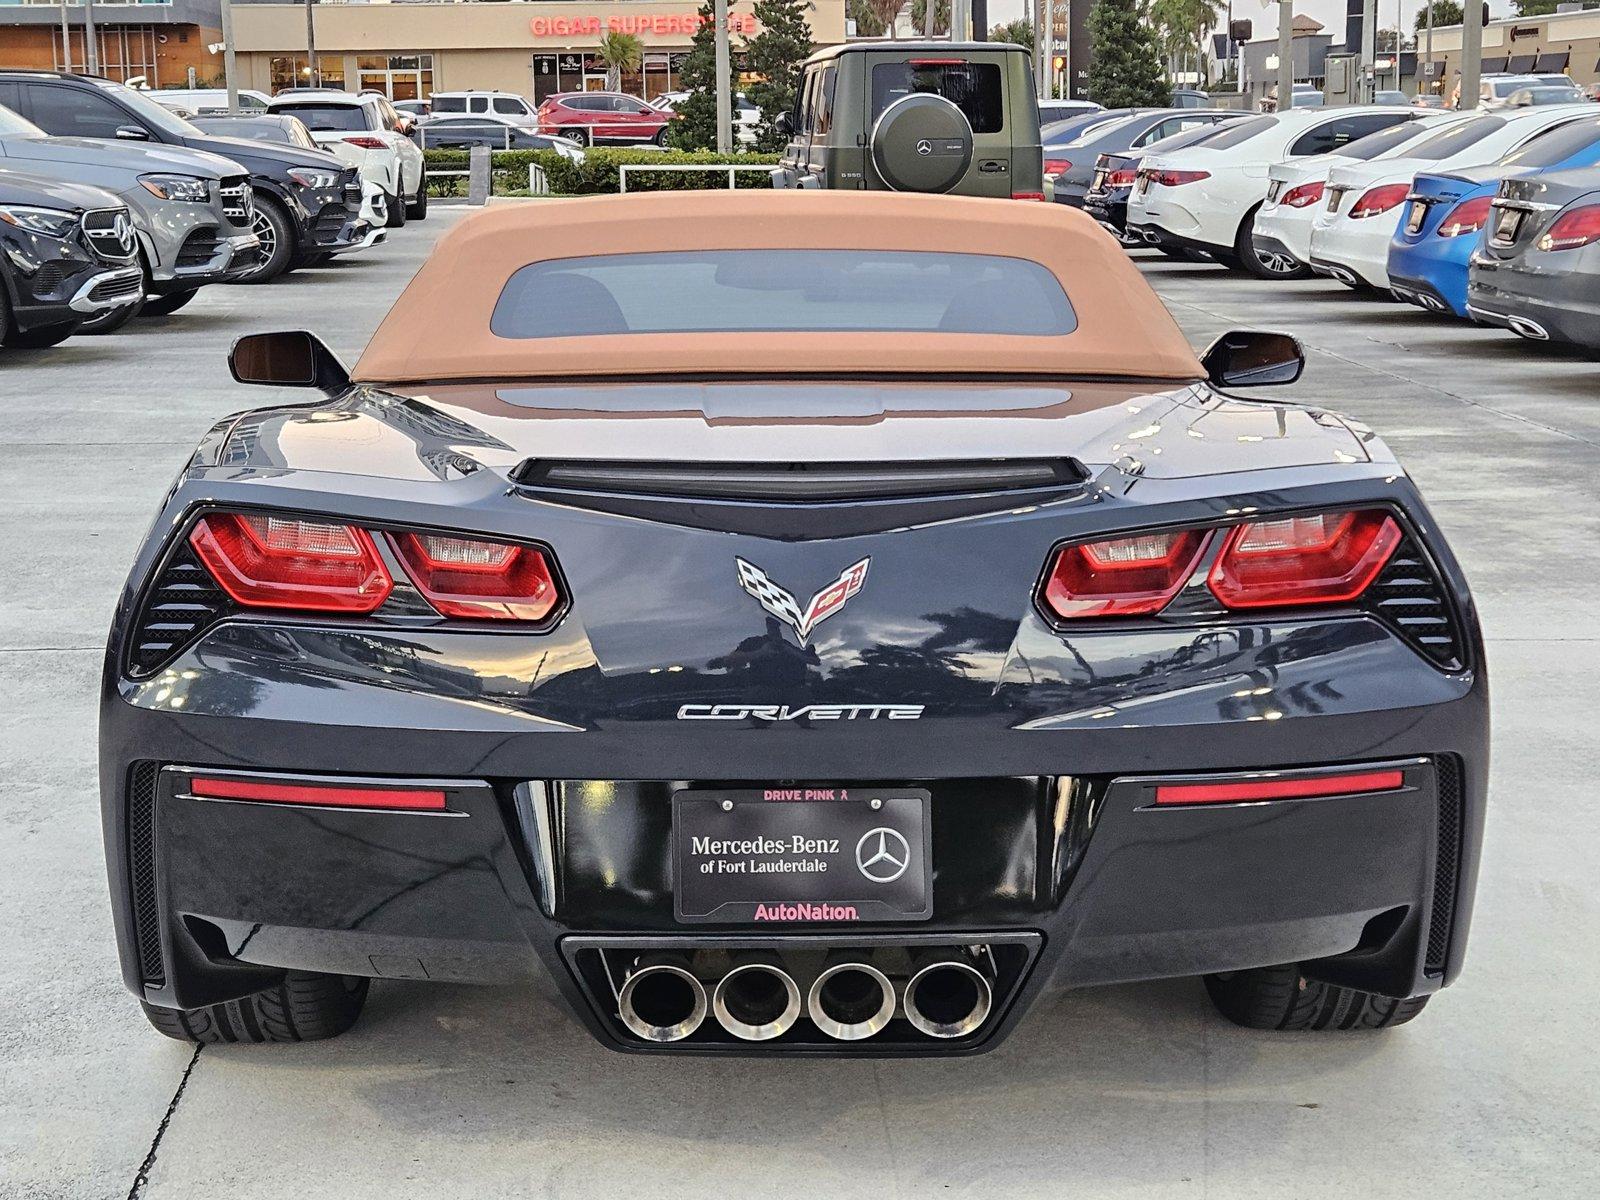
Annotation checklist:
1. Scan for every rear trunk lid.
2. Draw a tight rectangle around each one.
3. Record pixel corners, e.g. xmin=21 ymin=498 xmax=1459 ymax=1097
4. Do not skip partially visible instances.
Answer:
xmin=1480 ymin=168 xmax=1600 ymax=261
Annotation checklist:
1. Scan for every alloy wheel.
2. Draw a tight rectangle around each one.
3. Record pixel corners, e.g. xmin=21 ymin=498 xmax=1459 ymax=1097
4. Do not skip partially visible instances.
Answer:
xmin=245 ymin=209 xmax=277 ymax=280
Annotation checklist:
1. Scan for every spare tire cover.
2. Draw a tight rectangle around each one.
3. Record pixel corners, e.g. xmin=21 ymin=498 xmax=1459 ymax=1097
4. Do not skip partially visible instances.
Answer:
xmin=869 ymin=93 xmax=975 ymax=194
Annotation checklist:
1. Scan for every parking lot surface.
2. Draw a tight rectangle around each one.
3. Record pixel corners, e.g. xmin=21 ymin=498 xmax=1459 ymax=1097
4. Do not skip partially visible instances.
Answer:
xmin=3 ymin=207 xmax=1597 ymax=1198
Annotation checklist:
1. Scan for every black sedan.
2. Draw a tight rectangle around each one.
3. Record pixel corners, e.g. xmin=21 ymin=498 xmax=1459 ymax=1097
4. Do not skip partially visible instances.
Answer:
xmin=1048 ymin=108 xmax=1240 ymax=208
xmin=102 ymin=193 xmax=1485 ymax=1054
xmin=1083 ymin=120 xmax=1245 ymax=244
xmin=0 ymin=167 xmax=144 ymax=349
xmin=1467 ymin=165 xmax=1600 ymax=351
xmin=415 ymin=114 xmax=583 ymax=155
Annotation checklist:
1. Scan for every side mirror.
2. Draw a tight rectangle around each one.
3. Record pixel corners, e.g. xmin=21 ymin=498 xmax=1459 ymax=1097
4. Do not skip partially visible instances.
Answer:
xmin=229 ymin=331 xmax=350 ymax=394
xmin=1201 ymin=330 xmax=1304 ymax=387
xmin=115 ymin=125 xmax=151 ymax=141
xmin=775 ymin=110 xmax=795 ymax=138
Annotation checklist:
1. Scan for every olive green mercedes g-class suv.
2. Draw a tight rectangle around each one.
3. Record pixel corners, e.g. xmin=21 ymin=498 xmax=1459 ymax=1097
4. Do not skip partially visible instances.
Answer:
xmin=772 ymin=42 xmax=1044 ymax=199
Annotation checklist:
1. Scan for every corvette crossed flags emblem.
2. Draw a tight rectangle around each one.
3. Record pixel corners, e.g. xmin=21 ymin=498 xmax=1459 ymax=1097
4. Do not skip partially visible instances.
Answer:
xmin=736 ymin=557 xmax=870 ymax=643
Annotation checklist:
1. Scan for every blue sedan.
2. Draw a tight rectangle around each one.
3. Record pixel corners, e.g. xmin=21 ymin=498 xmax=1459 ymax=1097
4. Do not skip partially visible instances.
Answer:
xmin=1388 ymin=115 xmax=1600 ymax=318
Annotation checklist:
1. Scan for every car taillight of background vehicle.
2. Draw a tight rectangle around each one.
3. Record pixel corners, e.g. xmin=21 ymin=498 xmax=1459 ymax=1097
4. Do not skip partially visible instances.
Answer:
xmin=1537 ymin=204 xmax=1600 ymax=251
xmin=1349 ymin=183 xmax=1410 ymax=219
xmin=1040 ymin=509 xmax=1401 ymax=621
xmin=1152 ymin=169 xmax=1210 ymax=187
xmin=342 ymin=136 xmax=388 ymax=149
xmin=1043 ymin=159 xmax=1071 ymax=179
xmin=1280 ymin=180 xmax=1325 ymax=209
xmin=1436 ymin=196 xmax=1493 ymax=238
xmin=390 ymin=532 xmax=560 ymax=621
xmin=1107 ymin=168 xmax=1136 ymax=187
xmin=1011 ymin=191 xmax=1047 ymax=201
xmin=188 ymin=512 xmax=563 ymax=623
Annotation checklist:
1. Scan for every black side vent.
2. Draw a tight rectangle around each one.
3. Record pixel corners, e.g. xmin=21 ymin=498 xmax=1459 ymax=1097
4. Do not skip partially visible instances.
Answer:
xmin=1363 ymin=537 xmax=1465 ymax=671
xmin=1425 ymin=755 xmax=1464 ymax=977
xmin=513 ymin=457 xmax=1088 ymax=503
xmin=127 ymin=762 xmax=165 ymax=988
xmin=128 ymin=542 xmax=233 ymax=678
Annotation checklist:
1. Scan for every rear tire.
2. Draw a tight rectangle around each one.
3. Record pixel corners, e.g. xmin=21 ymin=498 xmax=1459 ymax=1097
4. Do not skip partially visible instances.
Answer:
xmin=1235 ymin=207 xmax=1311 ymax=280
xmin=385 ymin=187 xmax=407 ymax=229
xmin=3 ymin=318 xmax=80 ymax=349
xmin=406 ymin=170 xmax=428 ymax=220
xmin=140 ymin=971 xmax=369 ymax=1044
xmin=1204 ymin=963 xmax=1430 ymax=1031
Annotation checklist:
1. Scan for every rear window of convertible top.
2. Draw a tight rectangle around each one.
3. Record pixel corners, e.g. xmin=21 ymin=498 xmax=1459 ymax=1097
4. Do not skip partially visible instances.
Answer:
xmin=489 ymin=250 xmax=1077 ymax=339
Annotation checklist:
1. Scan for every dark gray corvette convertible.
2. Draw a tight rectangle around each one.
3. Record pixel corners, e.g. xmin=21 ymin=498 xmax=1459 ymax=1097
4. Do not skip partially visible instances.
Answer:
xmin=102 ymin=192 xmax=1487 ymax=1054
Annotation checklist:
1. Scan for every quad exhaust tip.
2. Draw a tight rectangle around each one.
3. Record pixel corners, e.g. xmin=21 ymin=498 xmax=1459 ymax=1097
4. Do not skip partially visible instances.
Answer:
xmin=1508 ymin=315 xmax=1549 ymax=341
xmin=903 ymin=954 xmax=994 ymax=1040
xmin=618 ymin=956 xmax=707 ymax=1043
xmin=712 ymin=955 xmax=802 ymax=1041
xmin=807 ymin=959 xmax=897 ymax=1042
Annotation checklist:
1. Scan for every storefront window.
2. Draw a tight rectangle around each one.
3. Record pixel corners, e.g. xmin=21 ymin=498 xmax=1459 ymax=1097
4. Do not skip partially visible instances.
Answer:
xmin=355 ymin=53 xmax=434 ymax=102
xmin=270 ymin=55 xmax=345 ymax=93
xmin=533 ymin=54 xmax=586 ymax=103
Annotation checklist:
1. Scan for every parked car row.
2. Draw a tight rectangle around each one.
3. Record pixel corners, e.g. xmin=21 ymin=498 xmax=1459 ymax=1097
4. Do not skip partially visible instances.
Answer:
xmin=0 ymin=71 xmax=432 ymax=354
xmin=1065 ymin=99 xmax=1600 ymax=354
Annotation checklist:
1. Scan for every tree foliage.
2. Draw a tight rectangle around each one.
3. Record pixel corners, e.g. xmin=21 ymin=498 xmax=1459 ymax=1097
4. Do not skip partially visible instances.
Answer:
xmin=1511 ymin=0 xmax=1559 ymax=16
xmin=1413 ymin=0 xmax=1464 ymax=30
xmin=1088 ymin=0 xmax=1169 ymax=107
xmin=745 ymin=0 xmax=814 ymax=151
xmin=864 ymin=0 xmax=907 ymax=38
xmin=667 ymin=0 xmax=737 ymax=150
xmin=596 ymin=31 xmax=644 ymax=92
xmin=849 ymin=0 xmax=888 ymax=37
xmin=990 ymin=17 xmax=1035 ymax=51
xmin=1151 ymin=0 xmax=1222 ymax=85
xmin=910 ymin=0 xmax=950 ymax=36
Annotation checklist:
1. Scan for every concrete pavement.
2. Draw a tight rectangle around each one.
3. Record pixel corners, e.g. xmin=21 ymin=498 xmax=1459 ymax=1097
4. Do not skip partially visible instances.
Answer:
xmin=2 ymin=212 xmax=1596 ymax=1198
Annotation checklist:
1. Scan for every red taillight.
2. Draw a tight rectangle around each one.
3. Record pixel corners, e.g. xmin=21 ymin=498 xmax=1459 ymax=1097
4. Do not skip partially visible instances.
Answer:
xmin=1152 ymin=169 xmax=1209 ymax=187
xmin=342 ymin=135 xmax=388 ymax=149
xmin=1043 ymin=159 xmax=1071 ymax=178
xmin=1207 ymin=510 xmax=1400 ymax=609
xmin=189 ymin=513 xmax=392 ymax=613
xmin=391 ymin=532 xmax=560 ymax=622
xmin=1041 ymin=529 xmax=1209 ymax=619
xmin=1153 ymin=769 xmax=1405 ymax=806
xmin=1280 ymin=180 xmax=1325 ymax=209
xmin=188 ymin=775 xmax=448 ymax=812
xmin=1437 ymin=195 xmax=1492 ymax=238
xmin=1537 ymin=203 xmax=1600 ymax=251
xmin=1349 ymin=183 xmax=1410 ymax=219
xmin=1107 ymin=167 xmax=1136 ymax=187
xmin=1011 ymin=191 xmax=1047 ymax=201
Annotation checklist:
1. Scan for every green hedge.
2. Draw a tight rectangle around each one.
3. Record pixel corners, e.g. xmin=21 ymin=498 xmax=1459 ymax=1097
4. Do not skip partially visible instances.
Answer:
xmin=423 ymin=148 xmax=780 ymax=197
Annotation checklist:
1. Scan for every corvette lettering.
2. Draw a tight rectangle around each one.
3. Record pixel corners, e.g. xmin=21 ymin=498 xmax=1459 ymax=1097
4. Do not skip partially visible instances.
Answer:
xmin=676 ymin=704 xmax=925 ymax=721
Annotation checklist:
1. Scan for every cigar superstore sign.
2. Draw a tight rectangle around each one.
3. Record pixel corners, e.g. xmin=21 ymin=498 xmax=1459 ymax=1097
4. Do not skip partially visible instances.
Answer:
xmin=529 ymin=12 xmax=760 ymax=38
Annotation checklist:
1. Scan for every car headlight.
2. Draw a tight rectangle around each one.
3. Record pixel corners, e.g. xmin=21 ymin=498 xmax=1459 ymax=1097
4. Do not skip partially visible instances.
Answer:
xmin=0 ymin=205 xmax=80 ymax=238
xmin=288 ymin=167 xmax=341 ymax=190
xmin=138 ymin=174 xmax=211 ymax=203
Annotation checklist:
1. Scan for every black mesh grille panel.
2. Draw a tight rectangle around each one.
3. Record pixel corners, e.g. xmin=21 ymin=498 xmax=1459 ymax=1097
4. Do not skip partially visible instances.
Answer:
xmin=1426 ymin=755 xmax=1463 ymax=977
xmin=128 ymin=542 xmax=232 ymax=677
xmin=1364 ymin=536 xmax=1465 ymax=671
xmin=175 ymin=228 xmax=223 ymax=268
xmin=127 ymin=762 xmax=165 ymax=987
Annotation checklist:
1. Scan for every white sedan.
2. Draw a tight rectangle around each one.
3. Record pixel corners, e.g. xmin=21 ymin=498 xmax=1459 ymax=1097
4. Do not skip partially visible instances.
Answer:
xmin=267 ymin=91 xmax=427 ymax=229
xmin=1126 ymin=105 xmax=1420 ymax=279
xmin=1253 ymin=111 xmax=1471 ymax=270
xmin=1307 ymin=104 xmax=1598 ymax=289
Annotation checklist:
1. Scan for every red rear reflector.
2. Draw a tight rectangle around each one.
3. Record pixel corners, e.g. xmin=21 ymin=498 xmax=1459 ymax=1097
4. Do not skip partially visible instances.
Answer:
xmin=1153 ymin=169 xmax=1210 ymax=187
xmin=1281 ymin=180 xmax=1325 ymax=209
xmin=343 ymin=135 xmax=388 ymax=149
xmin=1012 ymin=191 xmax=1047 ymax=201
xmin=189 ymin=776 xmax=448 ymax=811
xmin=1437 ymin=195 xmax=1492 ymax=238
xmin=392 ymin=532 xmax=560 ymax=621
xmin=1208 ymin=510 xmax=1400 ymax=609
xmin=1350 ymin=183 xmax=1410 ymax=219
xmin=1154 ymin=769 xmax=1405 ymax=805
xmin=1042 ymin=529 xmax=1208 ymax=619
xmin=1537 ymin=203 xmax=1600 ymax=251
xmin=189 ymin=513 xmax=392 ymax=613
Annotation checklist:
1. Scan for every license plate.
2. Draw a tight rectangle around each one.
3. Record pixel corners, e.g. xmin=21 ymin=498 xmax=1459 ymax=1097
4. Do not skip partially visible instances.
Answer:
xmin=1134 ymin=173 xmax=1149 ymax=196
xmin=1325 ymin=189 xmax=1342 ymax=213
xmin=1494 ymin=206 xmax=1523 ymax=241
xmin=1091 ymin=169 xmax=1107 ymax=193
xmin=1405 ymin=201 xmax=1428 ymax=236
xmin=1267 ymin=180 xmax=1282 ymax=203
xmin=673 ymin=786 xmax=932 ymax=923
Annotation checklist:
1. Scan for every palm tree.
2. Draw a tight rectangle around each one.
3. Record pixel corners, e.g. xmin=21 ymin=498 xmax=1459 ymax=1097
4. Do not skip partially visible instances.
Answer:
xmin=866 ymin=0 xmax=906 ymax=38
xmin=597 ymin=30 xmax=644 ymax=93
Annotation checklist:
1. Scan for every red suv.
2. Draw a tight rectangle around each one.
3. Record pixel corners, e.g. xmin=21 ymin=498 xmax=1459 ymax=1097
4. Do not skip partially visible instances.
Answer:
xmin=536 ymin=92 xmax=672 ymax=146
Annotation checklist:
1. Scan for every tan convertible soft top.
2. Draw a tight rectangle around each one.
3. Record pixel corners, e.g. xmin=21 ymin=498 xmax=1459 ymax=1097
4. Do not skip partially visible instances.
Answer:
xmin=352 ymin=191 xmax=1205 ymax=384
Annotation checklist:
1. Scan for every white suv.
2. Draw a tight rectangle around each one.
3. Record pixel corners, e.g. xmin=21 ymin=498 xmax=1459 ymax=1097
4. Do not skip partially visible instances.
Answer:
xmin=431 ymin=91 xmax=538 ymax=127
xmin=1126 ymin=105 xmax=1419 ymax=278
xmin=267 ymin=92 xmax=426 ymax=228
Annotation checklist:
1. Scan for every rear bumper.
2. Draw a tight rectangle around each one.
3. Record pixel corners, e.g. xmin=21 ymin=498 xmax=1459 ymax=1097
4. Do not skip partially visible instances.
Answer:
xmin=1308 ymin=218 xmax=1392 ymax=288
xmin=1127 ymin=222 xmax=1227 ymax=258
xmin=1467 ymin=254 xmax=1600 ymax=350
xmin=1252 ymin=203 xmax=1315 ymax=266
xmin=1388 ymin=241 xmax=1472 ymax=318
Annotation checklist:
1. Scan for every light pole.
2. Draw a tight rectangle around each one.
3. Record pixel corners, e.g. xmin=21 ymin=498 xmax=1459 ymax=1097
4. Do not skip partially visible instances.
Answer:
xmin=84 ymin=0 xmax=100 ymax=75
xmin=1426 ymin=0 xmax=1435 ymax=98
xmin=304 ymin=0 xmax=319 ymax=89
xmin=1277 ymin=0 xmax=1293 ymax=114
xmin=1360 ymin=0 xmax=1376 ymax=102
xmin=1042 ymin=1 xmax=1054 ymax=99
xmin=714 ymin=0 xmax=731 ymax=154
xmin=1460 ymin=0 xmax=1483 ymax=109
xmin=221 ymin=0 xmax=239 ymax=113
xmin=58 ymin=3 xmax=72 ymax=72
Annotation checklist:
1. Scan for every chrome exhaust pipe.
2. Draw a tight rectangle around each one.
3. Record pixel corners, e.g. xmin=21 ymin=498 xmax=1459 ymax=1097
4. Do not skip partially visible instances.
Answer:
xmin=617 ymin=954 xmax=707 ymax=1043
xmin=712 ymin=953 xmax=801 ymax=1041
xmin=903 ymin=951 xmax=993 ymax=1040
xmin=807 ymin=957 xmax=896 ymax=1042
xmin=1508 ymin=315 xmax=1549 ymax=341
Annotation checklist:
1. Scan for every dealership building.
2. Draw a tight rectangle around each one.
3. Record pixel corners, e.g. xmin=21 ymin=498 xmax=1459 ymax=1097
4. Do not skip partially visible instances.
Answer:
xmin=1416 ymin=7 xmax=1600 ymax=95
xmin=225 ymin=0 xmax=848 ymax=102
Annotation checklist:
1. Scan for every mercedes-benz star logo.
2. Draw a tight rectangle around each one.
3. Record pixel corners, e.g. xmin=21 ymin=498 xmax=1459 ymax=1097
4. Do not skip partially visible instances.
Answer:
xmin=112 ymin=211 xmax=134 ymax=252
xmin=855 ymin=827 xmax=910 ymax=884
xmin=916 ymin=138 xmax=933 ymax=156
